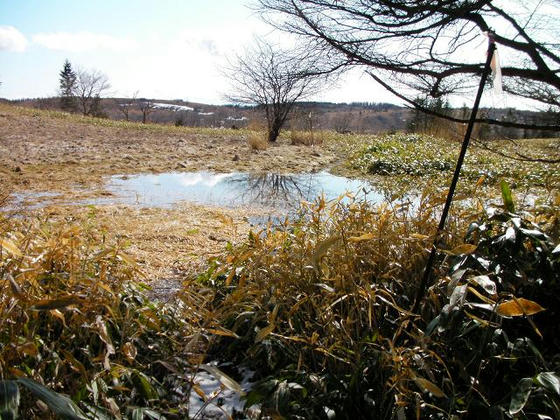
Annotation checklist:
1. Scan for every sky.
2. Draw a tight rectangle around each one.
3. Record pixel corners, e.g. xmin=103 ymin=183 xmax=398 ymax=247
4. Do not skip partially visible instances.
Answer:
xmin=1 ymin=1 xmax=550 ymax=109
xmin=0 ymin=0 xmax=395 ymax=104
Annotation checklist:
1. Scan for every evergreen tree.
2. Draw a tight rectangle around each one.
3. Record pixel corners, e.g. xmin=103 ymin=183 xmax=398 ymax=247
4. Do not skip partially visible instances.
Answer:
xmin=59 ymin=60 xmax=77 ymax=112
xmin=407 ymin=96 xmax=429 ymax=132
xmin=407 ymin=96 xmax=450 ymax=134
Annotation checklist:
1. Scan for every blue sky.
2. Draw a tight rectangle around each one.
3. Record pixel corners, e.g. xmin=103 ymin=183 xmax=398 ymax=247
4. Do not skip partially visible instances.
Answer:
xmin=0 ymin=0 xmax=391 ymax=104
xmin=1 ymin=1 xmax=536 ymax=108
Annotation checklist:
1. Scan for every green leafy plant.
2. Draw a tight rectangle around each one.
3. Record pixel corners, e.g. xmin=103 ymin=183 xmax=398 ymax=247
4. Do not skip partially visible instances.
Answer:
xmin=350 ymin=132 xmax=560 ymax=192
xmin=188 ymin=186 xmax=559 ymax=418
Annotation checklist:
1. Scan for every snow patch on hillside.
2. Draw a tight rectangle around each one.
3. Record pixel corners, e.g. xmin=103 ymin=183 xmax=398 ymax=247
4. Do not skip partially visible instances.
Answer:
xmin=152 ymin=102 xmax=194 ymax=112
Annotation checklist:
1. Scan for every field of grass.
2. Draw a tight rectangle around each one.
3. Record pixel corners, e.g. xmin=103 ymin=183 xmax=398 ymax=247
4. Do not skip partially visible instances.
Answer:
xmin=342 ymin=132 xmax=559 ymax=200
xmin=1 ymin=103 xmax=243 ymax=137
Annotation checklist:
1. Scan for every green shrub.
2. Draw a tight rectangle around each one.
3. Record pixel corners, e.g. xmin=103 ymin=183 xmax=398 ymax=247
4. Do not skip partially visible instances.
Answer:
xmin=351 ymin=133 xmax=560 ymax=190
xmin=190 ymin=191 xmax=560 ymax=418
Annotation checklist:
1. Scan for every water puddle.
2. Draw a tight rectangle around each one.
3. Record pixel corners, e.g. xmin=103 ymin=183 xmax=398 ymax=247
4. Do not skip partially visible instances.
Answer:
xmin=5 ymin=191 xmax=61 ymax=211
xmin=103 ymin=171 xmax=385 ymax=211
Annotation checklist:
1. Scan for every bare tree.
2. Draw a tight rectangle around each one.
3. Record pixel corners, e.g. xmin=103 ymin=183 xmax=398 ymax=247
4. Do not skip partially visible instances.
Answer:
xmin=138 ymin=99 xmax=156 ymax=124
xmin=257 ymin=0 xmax=560 ymax=132
xmin=116 ymin=90 xmax=138 ymax=121
xmin=226 ymin=38 xmax=337 ymax=142
xmin=73 ymin=69 xmax=110 ymax=116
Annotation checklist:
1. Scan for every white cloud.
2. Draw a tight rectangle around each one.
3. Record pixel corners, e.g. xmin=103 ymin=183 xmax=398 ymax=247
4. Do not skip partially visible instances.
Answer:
xmin=32 ymin=31 xmax=137 ymax=52
xmin=178 ymin=173 xmax=233 ymax=187
xmin=197 ymin=39 xmax=219 ymax=56
xmin=0 ymin=26 xmax=28 ymax=52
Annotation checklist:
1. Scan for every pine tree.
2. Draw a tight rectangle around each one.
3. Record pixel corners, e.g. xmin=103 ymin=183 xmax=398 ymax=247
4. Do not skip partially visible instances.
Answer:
xmin=59 ymin=60 xmax=77 ymax=112
xmin=407 ymin=96 xmax=429 ymax=132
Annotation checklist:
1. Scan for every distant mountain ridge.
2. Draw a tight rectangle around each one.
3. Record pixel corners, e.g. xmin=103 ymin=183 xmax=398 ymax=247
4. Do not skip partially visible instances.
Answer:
xmin=3 ymin=97 xmax=556 ymax=138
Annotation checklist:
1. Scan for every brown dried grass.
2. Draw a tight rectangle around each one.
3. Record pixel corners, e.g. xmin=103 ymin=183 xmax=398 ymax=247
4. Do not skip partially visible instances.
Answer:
xmin=290 ymin=130 xmax=323 ymax=146
xmin=247 ymin=131 xmax=269 ymax=150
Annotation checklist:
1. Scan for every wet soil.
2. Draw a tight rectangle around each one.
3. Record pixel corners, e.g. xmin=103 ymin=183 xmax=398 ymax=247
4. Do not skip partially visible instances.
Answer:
xmin=0 ymin=104 xmax=344 ymax=294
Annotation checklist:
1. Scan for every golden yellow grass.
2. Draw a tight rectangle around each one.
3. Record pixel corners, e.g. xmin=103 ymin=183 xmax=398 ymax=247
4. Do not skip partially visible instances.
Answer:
xmin=290 ymin=130 xmax=324 ymax=146
xmin=247 ymin=131 xmax=269 ymax=150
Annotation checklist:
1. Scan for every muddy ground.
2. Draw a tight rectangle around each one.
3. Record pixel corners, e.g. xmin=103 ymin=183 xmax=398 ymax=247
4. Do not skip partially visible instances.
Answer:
xmin=0 ymin=105 xmax=340 ymax=196
xmin=0 ymin=104 xmax=346 ymax=293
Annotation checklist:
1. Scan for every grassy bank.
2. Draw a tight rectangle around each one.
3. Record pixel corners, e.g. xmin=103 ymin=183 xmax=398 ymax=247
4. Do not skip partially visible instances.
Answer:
xmin=0 ymin=103 xmax=244 ymax=138
xmin=343 ymin=132 xmax=559 ymax=200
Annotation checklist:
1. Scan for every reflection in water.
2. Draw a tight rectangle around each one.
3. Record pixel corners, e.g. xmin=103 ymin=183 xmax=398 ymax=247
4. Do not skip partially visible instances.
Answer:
xmin=105 ymin=171 xmax=383 ymax=212
xmin=226 ymin=173 xmax=320 ymax=209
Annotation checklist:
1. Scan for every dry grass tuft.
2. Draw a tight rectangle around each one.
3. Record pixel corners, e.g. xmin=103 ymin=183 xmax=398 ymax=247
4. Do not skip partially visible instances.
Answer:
xmin=290 ymin=130 xmax=323 ymax=146
xmin=247 ymin=131 xmax=269 ymax=150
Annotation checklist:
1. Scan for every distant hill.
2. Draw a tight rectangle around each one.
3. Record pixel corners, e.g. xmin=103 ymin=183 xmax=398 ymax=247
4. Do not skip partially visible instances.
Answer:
xmin=5 ymin=97 xmax=557 ymax=138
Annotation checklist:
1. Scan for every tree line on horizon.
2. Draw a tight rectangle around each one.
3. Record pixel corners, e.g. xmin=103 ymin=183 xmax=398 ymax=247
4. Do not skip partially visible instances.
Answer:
xmin=52 ymin=56 xmax=557 ymax=140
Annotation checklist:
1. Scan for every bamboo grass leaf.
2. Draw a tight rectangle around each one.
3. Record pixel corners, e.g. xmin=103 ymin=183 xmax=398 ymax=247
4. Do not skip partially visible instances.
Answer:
xmin=348 ymin=233 xmax=375 ymax=242
xmin=535 ymin=372 xmax=560 ymax=396
xmin=311 ymin=236 xmax=340 ymax=268
xmin=200 ymin=365 xmax=246 ymax=396
xmin=448 ymin=244 xmax=477 ymax=256
xmin=29 ymin=295 xmax=83 ymax=311
xmin=206 ymin=328 xmax=240 ymax=339
xmin=255 ymin=323 xmax=275 ymax=342
xmin=0 ymin=237 xmax=23 ymax=257
xmin=412 ymin=376 xmax=446 ymax=398
xmin=468 ymin=275 xmax=497 ymax=295
xmin=497 ymin=298 xmax=545 ymax=317
xmin=17 ymin=378 xmax=88 ymax=420
xmin=500 ymin=180 xmax=515 ymax=213
xmin=509 ymin=378 xmax=533 ymax=415
xmin=0 ymin=380 xmax=20 ymax=420
xmin=131 ymin=371 xmax=159 ymax=401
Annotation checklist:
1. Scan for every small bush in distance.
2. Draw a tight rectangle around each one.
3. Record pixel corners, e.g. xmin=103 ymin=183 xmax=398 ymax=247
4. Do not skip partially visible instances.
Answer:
xmin=290 ymin=130 xmax=323 ymax=146
xmin=247 ymin=131 xmax=268 ymax=151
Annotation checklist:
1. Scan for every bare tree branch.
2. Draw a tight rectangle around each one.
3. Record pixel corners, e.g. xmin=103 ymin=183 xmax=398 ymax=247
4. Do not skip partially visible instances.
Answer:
xmin=73 ymin=69 xmax=110 ymax=116
xmin=225 ymin=37 xmax=337 ymax=142
xmin=257 ymin=0 xmax=560 ymax=130
xmin=116 ymin=90 xmax=138 ymax=121
xmin=138 ymin=98 xmax=156 ymax=124
xmin=368 ymin=70 xmax=559 ymax=131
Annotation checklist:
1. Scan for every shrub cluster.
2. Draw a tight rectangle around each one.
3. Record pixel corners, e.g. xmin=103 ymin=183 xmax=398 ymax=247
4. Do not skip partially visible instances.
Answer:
xmin=191 ymin=192 xmax=560 ymax=418
xmin=2 ymin=187 xmax=558 ymax=418
xmin=351 ymin=133 xmax=560 ymax=189
xmin=0 ymin=212 xmax=201 ymax=419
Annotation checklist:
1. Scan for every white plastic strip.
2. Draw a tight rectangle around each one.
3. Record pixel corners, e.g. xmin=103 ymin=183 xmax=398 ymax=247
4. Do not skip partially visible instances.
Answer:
xmin=490 ymin=47 xmax=503 ymax=95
